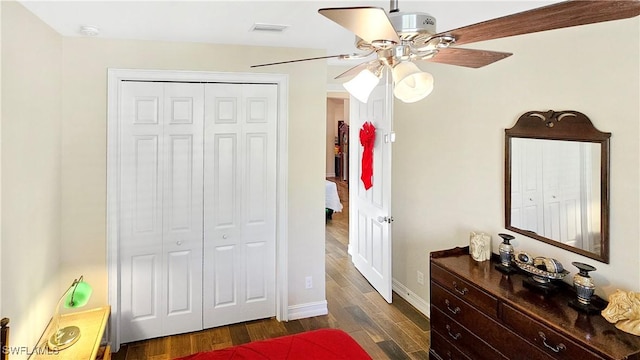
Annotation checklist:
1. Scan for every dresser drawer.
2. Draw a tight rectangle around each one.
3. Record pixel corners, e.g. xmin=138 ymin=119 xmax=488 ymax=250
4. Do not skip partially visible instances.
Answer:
xmin=502 ymin=303 xmax=605 ymax=360
xmin=432 ymin=282 xmax=554 ymax=360
xmin=430 ymin=329 xmax=473 ymax=360
xmin=431 ymin=307 xmax=507 ymax=360
xmin=431 ymin=263 xmax=498 ymax=315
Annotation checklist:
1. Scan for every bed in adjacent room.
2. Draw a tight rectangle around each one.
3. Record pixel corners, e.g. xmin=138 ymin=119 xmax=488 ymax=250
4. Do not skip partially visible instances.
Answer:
xmin=325 ymin=180 xmax=343 ymax=221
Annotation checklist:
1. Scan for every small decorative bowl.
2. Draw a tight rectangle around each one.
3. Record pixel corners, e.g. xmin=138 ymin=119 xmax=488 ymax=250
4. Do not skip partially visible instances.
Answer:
xmin=514 ymin=257 xmax=570 ymax=283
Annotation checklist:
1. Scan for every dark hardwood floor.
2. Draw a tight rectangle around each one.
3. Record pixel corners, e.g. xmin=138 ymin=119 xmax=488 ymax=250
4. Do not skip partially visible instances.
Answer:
xmin=113 ymin=179 xmax=431 ymax=360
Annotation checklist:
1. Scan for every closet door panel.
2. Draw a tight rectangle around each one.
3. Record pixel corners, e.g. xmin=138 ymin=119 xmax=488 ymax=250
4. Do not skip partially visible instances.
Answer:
xmin=129 ymin=254 xmax=160 ymax=319
xmin=120 ymin=82 xmax=204 ymax=342
xmin=213 ymin=244 xmax=238 ymax=307
xmin=120 ymin=82 xmax=165 ymax=341
xmin=162 ymin=83 xmax=204 ymax=335
xmin=212 ymin=134 xmax=238 ymax=227
xmin=203 ymin=83 xmax=277 ymax=327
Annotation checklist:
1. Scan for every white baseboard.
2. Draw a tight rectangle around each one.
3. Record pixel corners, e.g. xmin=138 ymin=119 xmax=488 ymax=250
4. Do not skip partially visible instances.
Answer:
xmin=392 ymin=278 xmax=430 ymax=318
xmin=288 ymin=300 xmax=328 ymax=320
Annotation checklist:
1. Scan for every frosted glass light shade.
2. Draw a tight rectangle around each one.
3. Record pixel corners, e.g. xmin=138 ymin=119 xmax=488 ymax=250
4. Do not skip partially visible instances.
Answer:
xmin=343 ymin=69 xmax=381 ymax=103
xmin=392 ymin=62 xmax=434 ymax=103
xmin=64 ymin=279 xmax=92 ymax=308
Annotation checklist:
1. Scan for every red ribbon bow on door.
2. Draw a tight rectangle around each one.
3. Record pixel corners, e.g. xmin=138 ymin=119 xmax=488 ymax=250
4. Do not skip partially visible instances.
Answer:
xmin=359 ymin=122 xmax=376 ymax=190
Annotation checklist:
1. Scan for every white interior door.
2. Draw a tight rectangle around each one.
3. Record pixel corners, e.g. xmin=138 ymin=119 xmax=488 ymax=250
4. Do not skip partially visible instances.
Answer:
xmin=119 ymin=81 xmax=204 ymax=342
xmin=348 ymin=77 xmax=394 ymax=303
xmin=511 ymin=138 xmax=544 ymax=233
xmin=203 ymin=83 xmax=277 ymax=327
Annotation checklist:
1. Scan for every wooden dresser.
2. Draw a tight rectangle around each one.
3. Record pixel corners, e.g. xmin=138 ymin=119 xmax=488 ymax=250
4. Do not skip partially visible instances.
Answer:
xmin=429 ymin=247 xmax=640 ymax=360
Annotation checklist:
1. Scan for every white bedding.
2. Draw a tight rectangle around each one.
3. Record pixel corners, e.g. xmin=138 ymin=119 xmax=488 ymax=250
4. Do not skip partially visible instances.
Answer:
xmin=325 ymin=180 xmax=343 ymax=212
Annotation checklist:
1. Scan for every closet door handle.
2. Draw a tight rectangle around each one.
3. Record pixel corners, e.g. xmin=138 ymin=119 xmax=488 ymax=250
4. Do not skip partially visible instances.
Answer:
xmin=222 ymin=234 xmax=228 ymax=239
xmin=176 ymin=240 xmax=182 ymax=246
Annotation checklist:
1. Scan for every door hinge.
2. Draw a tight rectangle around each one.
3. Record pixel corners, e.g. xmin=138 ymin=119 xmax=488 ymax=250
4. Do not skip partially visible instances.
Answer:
xmin=383 ymin=132 xmax=396 ymax=143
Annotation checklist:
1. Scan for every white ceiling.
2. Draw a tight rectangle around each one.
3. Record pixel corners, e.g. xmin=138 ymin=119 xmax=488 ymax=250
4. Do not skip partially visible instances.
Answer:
xmin=20 ymin=1 xmax=558 ymax=66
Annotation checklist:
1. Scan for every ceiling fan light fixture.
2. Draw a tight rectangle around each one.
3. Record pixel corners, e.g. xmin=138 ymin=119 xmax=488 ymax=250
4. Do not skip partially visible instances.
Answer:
xmin=392 ymin=61 xmax=434 ymax=103
xmin=343 ymin=69 xmax=381 ymax=103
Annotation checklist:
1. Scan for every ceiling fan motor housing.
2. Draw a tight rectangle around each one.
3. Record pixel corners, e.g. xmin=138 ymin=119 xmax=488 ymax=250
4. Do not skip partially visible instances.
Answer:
xmin=388 ymin=12 xmax=437 ymax=41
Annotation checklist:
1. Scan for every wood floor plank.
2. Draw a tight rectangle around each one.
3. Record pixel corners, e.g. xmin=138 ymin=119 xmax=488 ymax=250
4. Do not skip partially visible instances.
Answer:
xmin=377 ymin=339 xmax=411 ymax=360
xmin=262 ymin=317 xmax=289 ymax=338
xmin=348 ymin=330 xmax=391 ymax=360
xmin=246 ymin=320 xmax=271 ymax=342
xmin=205 ymin=326 xmax=234 ymax=351
xmin=191 ymin=329 xmax=217 ymax=353
xmin=371 ymin=311 xmax=422 ymax=353
xmin=345 ymin=305 xmax=388 ymax=343
xmin=396 ymin=320 xmax=430 ymax=349
xmin=123 ymin=342 xmax=147 ymax=360
xmin=228 ymin=323 xmax=251 ymax=345
xmin=409 ymin=349 xmax=431 ymax=360
xmin=391 ymin=294 xmax=431 ymax=331
xmin=168 ymin=333 xmax=193 ymax=359
xmin=114 ymin=178 xmax=432 ymax=359
xmin=282 ymin=319 xmax=306 ymax=335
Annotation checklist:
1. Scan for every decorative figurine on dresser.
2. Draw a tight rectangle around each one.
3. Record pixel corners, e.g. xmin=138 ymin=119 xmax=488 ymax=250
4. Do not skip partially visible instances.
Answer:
xmin=469 ymin=232 xmax=491 ymax=262
xmin=602 ymin=290 xmax=640 ymax=337
xmin=429 ymin=247 xmax=640 ymax=360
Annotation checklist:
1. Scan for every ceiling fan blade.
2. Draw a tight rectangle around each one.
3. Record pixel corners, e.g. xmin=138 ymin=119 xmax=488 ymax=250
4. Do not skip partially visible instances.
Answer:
xmin=335 ymin=60 xmax=381 ymax=79
xmin=319 ymin=7 xmax=400 ymax=45
xmin=438 ymin=1 xmax=640 ymax=46
xmin=250 ymin=54 xmax=347 ymax=68
xmin=424 ymin=48 xmax=513 ymax=69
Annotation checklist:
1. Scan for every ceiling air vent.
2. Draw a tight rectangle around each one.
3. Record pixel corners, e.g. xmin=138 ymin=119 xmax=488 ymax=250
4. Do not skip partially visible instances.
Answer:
xmin=250 ymin=23 xmax=290 ymax=33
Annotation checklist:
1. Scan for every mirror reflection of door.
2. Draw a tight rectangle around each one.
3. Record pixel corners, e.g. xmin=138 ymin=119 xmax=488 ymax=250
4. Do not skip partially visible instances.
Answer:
xmin=510 ymin=138 xmax=601 ymax=254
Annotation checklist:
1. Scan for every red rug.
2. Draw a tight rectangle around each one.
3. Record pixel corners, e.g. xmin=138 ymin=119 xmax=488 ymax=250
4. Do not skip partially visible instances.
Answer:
xmin=176 ymin=329 xmax=371 ymax=359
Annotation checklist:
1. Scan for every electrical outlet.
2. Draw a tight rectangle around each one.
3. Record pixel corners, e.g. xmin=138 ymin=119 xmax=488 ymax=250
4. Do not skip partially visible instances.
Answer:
xmin=305 ymin=276 xmax=313 ymax=289
xmin=417 ymin=270 xmax=424 ymax=285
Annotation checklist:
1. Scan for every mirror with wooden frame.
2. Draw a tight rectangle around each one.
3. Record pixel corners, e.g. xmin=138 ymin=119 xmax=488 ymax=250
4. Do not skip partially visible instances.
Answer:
xmin=505 ymin=110 xmax=610 ymax=263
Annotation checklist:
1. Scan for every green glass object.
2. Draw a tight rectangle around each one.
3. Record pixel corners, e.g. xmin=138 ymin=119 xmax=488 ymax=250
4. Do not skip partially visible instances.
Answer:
xmin=64 ymin=279 xmax=92 ymax=308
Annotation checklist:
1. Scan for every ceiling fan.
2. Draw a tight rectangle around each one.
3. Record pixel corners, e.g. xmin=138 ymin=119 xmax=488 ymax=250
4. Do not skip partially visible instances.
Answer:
xmin=251 ymin=1 xmax=640 ymax=103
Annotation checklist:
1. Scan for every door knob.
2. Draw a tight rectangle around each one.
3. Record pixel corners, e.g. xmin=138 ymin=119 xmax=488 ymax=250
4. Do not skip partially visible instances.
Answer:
xmin=222 ymin=234 xmax=228 ymax=239
xmin=377 ymin=216 xmax=394 ymax=224
xmin=176 ymin=240 xmax=182 ymax=246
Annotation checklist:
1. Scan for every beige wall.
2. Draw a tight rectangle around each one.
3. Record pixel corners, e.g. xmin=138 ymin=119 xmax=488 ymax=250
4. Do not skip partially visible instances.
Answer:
xmin=60 ymin=38 xmax=328 ymax=309
xmin=1 ymin=1 xmax=63 ymax=354
xmin=393 ymin=17 xmax=640 ymax=307
xmin=1 ymin=1 xmax=328 ymax=350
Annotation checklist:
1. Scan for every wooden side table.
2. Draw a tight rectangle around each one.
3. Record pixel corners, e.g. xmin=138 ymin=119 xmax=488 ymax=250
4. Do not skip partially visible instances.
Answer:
xmin=32 ymin=306 xmax=110 ymax=360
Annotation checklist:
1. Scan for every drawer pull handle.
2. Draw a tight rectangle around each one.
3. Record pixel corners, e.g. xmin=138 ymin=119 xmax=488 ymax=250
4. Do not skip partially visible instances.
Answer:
xmin=538 ymin=331 xmax=566 ymax=353
xmin=446 ymin=324 xmax=461 ymax=340
xmin=445 ymin=299 xmax=461 ymax=315
xmin=452 ymin=281 xmax=468 ymax=295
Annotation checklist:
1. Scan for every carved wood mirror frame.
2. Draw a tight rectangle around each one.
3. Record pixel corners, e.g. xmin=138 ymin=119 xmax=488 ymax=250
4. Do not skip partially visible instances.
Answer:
xmin=505 ymin=110 xmax=611 ymax=263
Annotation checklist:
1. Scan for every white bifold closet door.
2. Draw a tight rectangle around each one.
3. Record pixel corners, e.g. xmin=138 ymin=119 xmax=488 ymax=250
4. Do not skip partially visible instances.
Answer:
xmin=203 ymin=84 xmax=277 ymax=328
xmin=118 ymin=81 xmax=277 ymax=343
xmin=120 ymin=82 xmax=204 ymax=342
